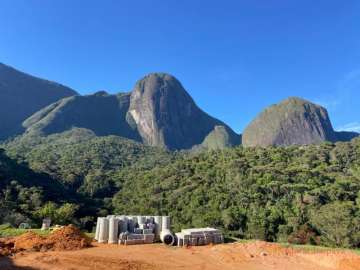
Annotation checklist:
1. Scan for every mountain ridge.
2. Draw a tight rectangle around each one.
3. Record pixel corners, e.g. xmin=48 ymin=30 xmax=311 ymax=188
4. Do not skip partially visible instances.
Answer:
xmin=22 ymin=72 xmax=241 ymax=150
xmin=0 ymin=62 xmax=78 ymax=139
xmin=0 ymin=62 xmax=358 ymax=149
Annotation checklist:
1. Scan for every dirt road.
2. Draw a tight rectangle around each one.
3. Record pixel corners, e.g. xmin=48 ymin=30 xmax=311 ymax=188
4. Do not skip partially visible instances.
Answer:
xmin=1 ymin=241 xmax=359 ymax=270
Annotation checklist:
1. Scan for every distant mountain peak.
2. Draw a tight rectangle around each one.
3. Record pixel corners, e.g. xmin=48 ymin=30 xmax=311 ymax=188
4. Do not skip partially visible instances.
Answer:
xmin=0 ymin=62 xmax=77 ymax=140
xmin=243 ymin=97 xmax=358 ymax=147
xmin=129 ymin=72 xmax=239 ymax=150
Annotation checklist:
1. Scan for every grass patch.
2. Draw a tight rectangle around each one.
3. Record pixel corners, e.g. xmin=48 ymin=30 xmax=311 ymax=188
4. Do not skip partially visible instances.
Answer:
xmin=85 ymin=232 xmax=95 ymax=239
xmin=0 ymin=227 xmax=51 ymax=237
xmin=0 ymin=224 xmax=94 ymax=239
xmin=280 ymin=243 xmax=360 ymax=255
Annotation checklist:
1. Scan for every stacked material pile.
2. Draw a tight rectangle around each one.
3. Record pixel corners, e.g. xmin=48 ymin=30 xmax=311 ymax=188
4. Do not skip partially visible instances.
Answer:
xmin=95 ymin=215 xmax=175 ymax=246
xmin=175 ymin=228 xmax=224 ymax=246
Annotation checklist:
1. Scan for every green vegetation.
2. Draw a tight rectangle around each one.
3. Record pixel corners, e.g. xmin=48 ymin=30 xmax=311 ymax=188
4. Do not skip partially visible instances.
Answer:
xmin=280 ymin=243 xmax=360 ymax=255
xmin=0 ymin=224 xmax=50 ymax=237
xmin=1 ymin=129 xmax=360 ymax=249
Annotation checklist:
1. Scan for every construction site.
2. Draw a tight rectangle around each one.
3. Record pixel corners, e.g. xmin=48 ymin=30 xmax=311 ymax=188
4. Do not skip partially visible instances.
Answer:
xmin=94 ymin=215 xmax=224 ymax=247
xmin=1 ymin=216 xmax=360 ymax=270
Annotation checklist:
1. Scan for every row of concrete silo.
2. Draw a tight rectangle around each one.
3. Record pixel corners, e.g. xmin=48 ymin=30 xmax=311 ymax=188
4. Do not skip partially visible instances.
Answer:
xmin=94 ymin=215 xmax=175 ymax=246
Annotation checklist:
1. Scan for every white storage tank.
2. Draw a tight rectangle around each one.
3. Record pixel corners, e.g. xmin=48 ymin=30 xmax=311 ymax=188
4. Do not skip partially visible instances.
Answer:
xmin=108 ymin=217 xmax=119 ymax=244
xmin=162 ymin=216 xmax=170 ymax=230
xmin=98 ymin=218 xmax=109 ymax=243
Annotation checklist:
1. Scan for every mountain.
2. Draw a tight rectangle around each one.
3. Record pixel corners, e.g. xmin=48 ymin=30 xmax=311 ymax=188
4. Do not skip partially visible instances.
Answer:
xmin=128 ymin=73 xmax=240 ymax=150
xmin=0 ymin=63 xmax=77 ymax=140
xmin=24 ymin=72 xmax=240 ymax=150
xmin=196 ymin=125 xmax=241 ymax=150
xmin=242 ymin=97 xmax=358 ymax=147
xmin=23 ymin=91 xmax=141 ymax=141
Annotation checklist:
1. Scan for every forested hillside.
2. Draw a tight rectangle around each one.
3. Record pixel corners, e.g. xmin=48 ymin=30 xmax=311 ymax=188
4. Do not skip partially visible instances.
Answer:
xmin=112 ymin=140 xmax=360 ymax=248
xmin=1 ymin=131 xmax=360 ymax=248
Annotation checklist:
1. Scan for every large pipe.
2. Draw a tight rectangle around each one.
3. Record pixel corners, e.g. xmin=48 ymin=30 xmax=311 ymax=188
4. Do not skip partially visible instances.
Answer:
xmin=108 ymin=217 xmax=119 ymax=244
xmin=160 ymin=216 xmax=174 ymax=245
xmin=154 ymin=216 xmax=162 ymax=240
xmin=160 ymin=229 xmax=175 ymax=246
xmin=98 ymin=217 xmax=109 ymax=243
xmin=162 ymin=216 xmax=170 ymax=230
xmin=138 ymin=216 xmax=146 ymax=224
xmin=127 ymin=218 xmax=135 ymax=233
xmin=119 ymin=217 xmax=128 ymax=233
xmin=95 ymin=217 xmax=101 ymax=241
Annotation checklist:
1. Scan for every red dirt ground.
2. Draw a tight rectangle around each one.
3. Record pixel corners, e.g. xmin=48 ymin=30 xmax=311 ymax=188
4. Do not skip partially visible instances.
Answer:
xmin=1 ymin=241 xmax=360 ymax=270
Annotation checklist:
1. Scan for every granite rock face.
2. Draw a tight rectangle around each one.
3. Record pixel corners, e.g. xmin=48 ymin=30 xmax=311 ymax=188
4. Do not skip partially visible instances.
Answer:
xmin=22 ymin=72 xmax=239 ymax=150
xmin=0 ymin=63 xmax=77 ymax=139
xmin=128 ymin=73 xmax=239 ymax=150
xmin=23 ymin=92 xmax=141 ymax=141
xmin=242 ymin=97 xmax=351 ymax=147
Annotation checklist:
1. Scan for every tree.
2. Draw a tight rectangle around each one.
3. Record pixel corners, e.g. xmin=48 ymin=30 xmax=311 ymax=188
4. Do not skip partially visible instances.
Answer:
xmin=55 ymin=203 xmax=79 ymax=224
xmin=310 ymin=201 xmax=358 ymax=247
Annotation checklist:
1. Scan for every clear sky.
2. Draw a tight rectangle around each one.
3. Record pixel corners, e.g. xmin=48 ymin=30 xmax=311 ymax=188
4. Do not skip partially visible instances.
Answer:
xmin=1 ymin=1 xmax=360 ymax=133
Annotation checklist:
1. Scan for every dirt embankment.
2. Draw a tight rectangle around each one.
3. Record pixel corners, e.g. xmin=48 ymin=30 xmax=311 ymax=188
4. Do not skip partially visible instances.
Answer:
xmin=0 ymin=225 xmax=91 ymax=256
xmin=1 ymin=240 xmax=359 ymax=270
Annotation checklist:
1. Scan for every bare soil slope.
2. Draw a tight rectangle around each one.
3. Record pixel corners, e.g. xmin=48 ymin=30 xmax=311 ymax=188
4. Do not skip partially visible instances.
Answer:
xmin=1 ymin=241 xmax=360 ymax=270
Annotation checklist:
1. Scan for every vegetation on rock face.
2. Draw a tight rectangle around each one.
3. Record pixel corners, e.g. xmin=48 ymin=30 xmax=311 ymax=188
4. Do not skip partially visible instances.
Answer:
xmin=1 ymin=129 xmax=360 ymax=248
xmin=242 ymin=97 xmax=358 ymax=147
xmin=0 ymin=63 xmax=77 ymax=140
xmin=23 ymin=92 xmax=141 ymax=141
xmin=197 ymin=125 xmax=241 ymax=150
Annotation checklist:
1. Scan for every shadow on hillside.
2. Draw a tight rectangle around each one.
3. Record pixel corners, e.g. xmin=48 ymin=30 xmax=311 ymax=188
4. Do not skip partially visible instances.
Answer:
xmin=0 ymin=256 xmax=38 ymax=270
xmin=0 ymin=148 xmax=71 ymax=201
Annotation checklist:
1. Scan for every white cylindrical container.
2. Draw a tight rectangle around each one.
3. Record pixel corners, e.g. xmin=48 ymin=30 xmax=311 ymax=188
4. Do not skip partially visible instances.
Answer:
xmin=138 ymin=216 xmax=146 ymax=224
xmin=95 ymin=217 xmax=101 ymax=241
xmin=162 ymin=216 xmax=170 ymax=230
xmin=154 ymin=216 xmax=162 ymax=240
xmin=108 ymin=217 xmax=119 ymax=244
xmin=120 ymin=217 xmax=128 ymax=233
xmin=147 ymin=216 xmax=155 ymax=224
xmin=127 ymin=219 xmax=135 ymax=233
xmin=98 ymin=218 xmax=109 ymax=243
xmin=131 ymin=216 xmax=138 ymax=225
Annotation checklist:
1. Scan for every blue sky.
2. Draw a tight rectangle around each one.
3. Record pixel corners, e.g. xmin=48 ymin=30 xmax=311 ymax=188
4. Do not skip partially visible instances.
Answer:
xmin=0 ymin=0 xmax=360 ymax=133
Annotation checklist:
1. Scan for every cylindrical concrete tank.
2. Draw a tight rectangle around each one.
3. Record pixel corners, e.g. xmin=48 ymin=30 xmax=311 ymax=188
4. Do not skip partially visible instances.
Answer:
xmin=154 ymin=216 xmax=162 ymax=240
xmin=147 ymin=216 xmax=155 ymax=224
xmin=98 ymin=218 xmax=109 ymax=243
xmin=138 ymin=216 xmax=146 ymax=224
xmin=160 ymin=229 xmax=175 ymax=246
xmin=127 ymin=219 xmax=135 ymax=233
xmin=131 ymin=216 xmax=138 ymax=225
xmin=119 ymin=218 xmax=128 ymax=233
xmin=95 ymin=217 xmax=101 ymax=241
xmin=108 ymin=217 xmax=119 ymax=244
xmin=162 ymin=216 xmax=170 ymax=230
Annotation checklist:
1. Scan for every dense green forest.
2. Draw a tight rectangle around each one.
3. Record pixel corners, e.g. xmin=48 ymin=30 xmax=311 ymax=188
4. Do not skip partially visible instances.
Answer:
xmin=1 ymin=128 xmax=360 ymax=248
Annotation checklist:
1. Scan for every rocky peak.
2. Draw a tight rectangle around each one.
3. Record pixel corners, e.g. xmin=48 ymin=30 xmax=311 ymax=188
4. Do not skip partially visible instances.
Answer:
xmin=128 ymin=73 xmax=238 ymax=150
xmin=242 ymin=97 xmax=337 ymax=147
